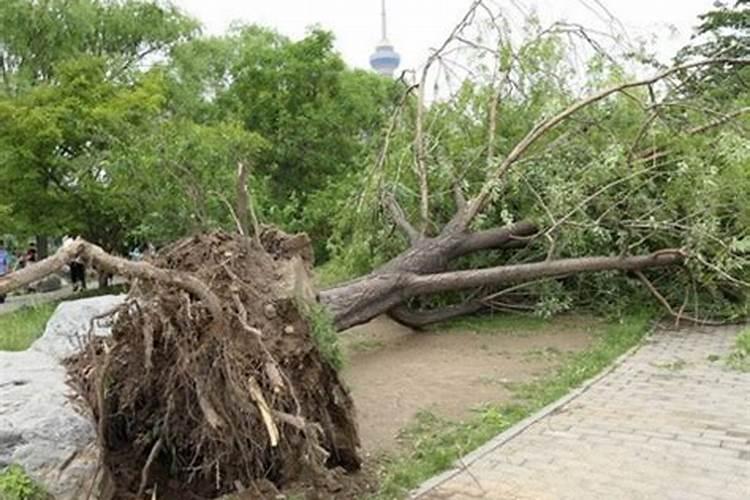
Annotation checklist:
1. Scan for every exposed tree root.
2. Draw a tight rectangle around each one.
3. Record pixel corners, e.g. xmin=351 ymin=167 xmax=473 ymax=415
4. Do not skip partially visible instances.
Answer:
xmin=61 ymin=230 xmax=361 ymax=499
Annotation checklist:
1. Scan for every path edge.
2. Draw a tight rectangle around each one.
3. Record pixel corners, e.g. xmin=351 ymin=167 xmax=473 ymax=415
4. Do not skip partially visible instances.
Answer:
xmin=409 ymin=323 xmax=655 ymax=498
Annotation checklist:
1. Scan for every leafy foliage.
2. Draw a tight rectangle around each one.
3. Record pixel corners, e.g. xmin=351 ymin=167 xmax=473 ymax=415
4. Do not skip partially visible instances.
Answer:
xmin=677 ymin=0 xmax=750 ymax=98
xmin=0 ymin=465 xmax=47 ymax=500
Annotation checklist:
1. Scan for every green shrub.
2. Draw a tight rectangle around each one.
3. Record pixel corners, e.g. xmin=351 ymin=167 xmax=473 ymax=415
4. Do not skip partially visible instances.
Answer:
xmin=0 ymin=465 xmax=47 ymax=500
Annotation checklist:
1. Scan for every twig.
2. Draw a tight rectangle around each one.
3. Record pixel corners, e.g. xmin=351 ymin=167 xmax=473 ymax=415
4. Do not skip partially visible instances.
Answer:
xmin=137 ymin=437 xmax=164 ymax=498
xmin=236 ymin=162 xmax=250 ymax=236
xmin=635 ymin=271 xmax=726 ymax=326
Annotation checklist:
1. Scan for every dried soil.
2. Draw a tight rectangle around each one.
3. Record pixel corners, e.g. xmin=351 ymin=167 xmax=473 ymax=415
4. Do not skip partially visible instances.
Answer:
xmin=341 ymin=315 xmax=596 ymax=453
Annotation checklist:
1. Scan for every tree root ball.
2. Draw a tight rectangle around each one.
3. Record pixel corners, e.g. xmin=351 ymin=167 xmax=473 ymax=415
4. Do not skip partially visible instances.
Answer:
xmin=66 ymin=229 xmax=360 ymax=499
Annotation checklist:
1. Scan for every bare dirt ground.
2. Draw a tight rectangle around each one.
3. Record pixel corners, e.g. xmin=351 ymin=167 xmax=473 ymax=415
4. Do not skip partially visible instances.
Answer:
xmin=340 ymin=315 xmax=597 ymax=454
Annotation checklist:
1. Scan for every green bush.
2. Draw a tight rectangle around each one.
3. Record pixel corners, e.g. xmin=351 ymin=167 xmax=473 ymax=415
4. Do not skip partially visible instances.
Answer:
xmin=0 ymin=465 xmax=47 ymax=500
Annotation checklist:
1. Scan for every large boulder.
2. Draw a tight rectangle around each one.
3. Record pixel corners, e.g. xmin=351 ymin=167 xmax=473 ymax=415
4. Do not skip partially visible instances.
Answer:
xmin=0 ymin=295 xmax=124 ymax=499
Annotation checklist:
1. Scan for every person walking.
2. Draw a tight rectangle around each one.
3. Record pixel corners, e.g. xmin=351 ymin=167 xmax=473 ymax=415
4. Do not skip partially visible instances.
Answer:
xmin=0 ymin=241 xmax=9 ymax=303
xmin=70 ymin=257 xmax=87 ymax=291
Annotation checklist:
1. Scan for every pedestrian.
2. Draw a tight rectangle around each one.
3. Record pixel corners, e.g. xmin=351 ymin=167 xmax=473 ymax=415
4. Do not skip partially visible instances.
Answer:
xmin=70 ymin=257 xmax=87 ymax=292
xmin=25 ymin=244 xmax=37 ymax=264
xmin=0 ymin=240 xmax=8 ymax=304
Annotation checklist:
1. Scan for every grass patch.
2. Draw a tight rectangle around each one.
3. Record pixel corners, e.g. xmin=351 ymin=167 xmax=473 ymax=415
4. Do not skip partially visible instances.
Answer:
xmin=0 ymin=465 xmax=47 ymax=500
xmin=727 ymin=327 xmax=750 ymax=372
xmin=437 ymin=312 xmax=549 ymax=336
xmin=303 ymin=302 xmax=344 ymax=371
xmin=0 ymin=284 xmax=127 ymax=353
xmin=0 ymin=303 xmax=58 ymax=351
xmin=372 ymin=311 xmax=651 ymax=499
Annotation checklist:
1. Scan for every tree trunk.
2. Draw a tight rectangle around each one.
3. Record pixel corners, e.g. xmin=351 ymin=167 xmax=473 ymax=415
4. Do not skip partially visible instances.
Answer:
xmin=35 ymin=235 xmax=49 ymax=259
xmin=319 ymin=219 xmax=684 ymax=330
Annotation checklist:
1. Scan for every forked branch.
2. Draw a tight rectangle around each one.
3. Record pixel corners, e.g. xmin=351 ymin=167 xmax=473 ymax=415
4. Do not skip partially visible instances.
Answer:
xmin=635 ymin=271 xmax=726 ymax=326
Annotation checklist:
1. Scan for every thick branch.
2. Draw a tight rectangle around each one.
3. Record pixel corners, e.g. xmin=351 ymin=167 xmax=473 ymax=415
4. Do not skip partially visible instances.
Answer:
xmin=323 ymin=247 xmax=685 ymax=330
xmin=383 ymin=192 xmax=420 ymax=244
xmin=0 ymin=239 xmax=226 ymax=331
xmin=450 ymin=221 xmax=538 ymax=258
xmin=0 ymin=241 xmax=81 ymax=294
xmin=409 ymin=250 xmax=685 ymax=296
xmin=453 ymin=58 xmax=750 ymax=229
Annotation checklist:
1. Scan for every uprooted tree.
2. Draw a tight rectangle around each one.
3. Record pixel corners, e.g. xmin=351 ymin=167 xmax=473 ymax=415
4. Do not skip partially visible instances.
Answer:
xmin=1 ymin=1 xmax=749 ymax=498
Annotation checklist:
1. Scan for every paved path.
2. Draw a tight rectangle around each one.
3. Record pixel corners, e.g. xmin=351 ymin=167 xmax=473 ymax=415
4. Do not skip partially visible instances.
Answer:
xmin=413 ymin=325 xmax=750 ymax=499
xmin=0 ymin=278 xmax=125 ymax=315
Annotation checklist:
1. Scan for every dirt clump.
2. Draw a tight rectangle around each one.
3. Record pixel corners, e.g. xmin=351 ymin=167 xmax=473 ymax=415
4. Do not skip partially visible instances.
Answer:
xmin=67 ymin=229 xmax=360 ymax=499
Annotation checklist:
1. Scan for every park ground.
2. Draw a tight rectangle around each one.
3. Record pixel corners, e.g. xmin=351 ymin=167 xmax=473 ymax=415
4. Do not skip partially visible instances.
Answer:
xmin=1 ymin=298 xmax=748 ymax=499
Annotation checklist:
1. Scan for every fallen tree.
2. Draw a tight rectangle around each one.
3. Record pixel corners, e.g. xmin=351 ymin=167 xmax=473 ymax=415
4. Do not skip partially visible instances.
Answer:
xmin=1 ymin=3 xmax=748 ymax=498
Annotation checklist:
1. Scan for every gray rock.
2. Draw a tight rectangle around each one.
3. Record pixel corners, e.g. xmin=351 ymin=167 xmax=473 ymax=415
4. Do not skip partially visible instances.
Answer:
xmin=31 ymin=295 xmax=124 ymax=362
xmin=1 ymin=295 xmax=125 ymax=499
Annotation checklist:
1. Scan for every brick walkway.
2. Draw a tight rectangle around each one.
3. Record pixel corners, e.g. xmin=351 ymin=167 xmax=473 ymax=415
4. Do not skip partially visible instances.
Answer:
xmin=412 ymin=325 xmax=750 ymax=499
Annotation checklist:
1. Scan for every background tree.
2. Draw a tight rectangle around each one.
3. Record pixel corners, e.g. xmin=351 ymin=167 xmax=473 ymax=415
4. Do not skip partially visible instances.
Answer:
xmin=166 ymin=26 xmax=399 ymax=258
xmin=0 ymin=0 xmax=197 ymax=254
xmin=677 ymin=0 xmax=750 ymax=99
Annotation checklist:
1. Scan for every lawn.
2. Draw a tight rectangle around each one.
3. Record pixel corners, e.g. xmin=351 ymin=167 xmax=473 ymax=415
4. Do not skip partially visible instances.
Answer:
xmin=0 ymin=284 xmax=127 ymax=352
xmin=0 ymin=303 xmax=58 ymax=351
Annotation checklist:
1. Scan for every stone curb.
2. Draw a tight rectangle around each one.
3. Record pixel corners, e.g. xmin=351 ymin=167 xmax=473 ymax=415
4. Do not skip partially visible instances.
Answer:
xmin=409 ymin=326 xmax=654 ymax=498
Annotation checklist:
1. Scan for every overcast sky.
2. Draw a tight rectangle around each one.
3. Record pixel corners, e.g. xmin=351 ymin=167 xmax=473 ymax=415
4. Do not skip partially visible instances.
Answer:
xmin=174 ymin=0 xmax=715 ymax=71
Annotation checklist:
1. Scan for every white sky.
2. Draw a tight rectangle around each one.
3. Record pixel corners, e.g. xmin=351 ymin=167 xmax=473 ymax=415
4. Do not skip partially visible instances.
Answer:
xmin=174 ymin=0 xmax=715 ymax=71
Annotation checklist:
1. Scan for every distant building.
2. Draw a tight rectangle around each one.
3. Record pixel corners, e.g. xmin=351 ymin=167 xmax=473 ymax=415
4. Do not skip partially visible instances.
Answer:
xmin=369 ymin=0 xmax=400 ymax=77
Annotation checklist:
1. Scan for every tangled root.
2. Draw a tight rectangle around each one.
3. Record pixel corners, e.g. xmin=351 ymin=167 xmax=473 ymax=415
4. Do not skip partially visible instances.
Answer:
xmin=67 ymin=229 xmax=360 ymax=499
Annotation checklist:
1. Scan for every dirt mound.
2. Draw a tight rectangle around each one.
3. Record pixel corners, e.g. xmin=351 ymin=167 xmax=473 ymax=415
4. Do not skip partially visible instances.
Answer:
xmin=67 ymin=230 xmax=360 ymax=499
